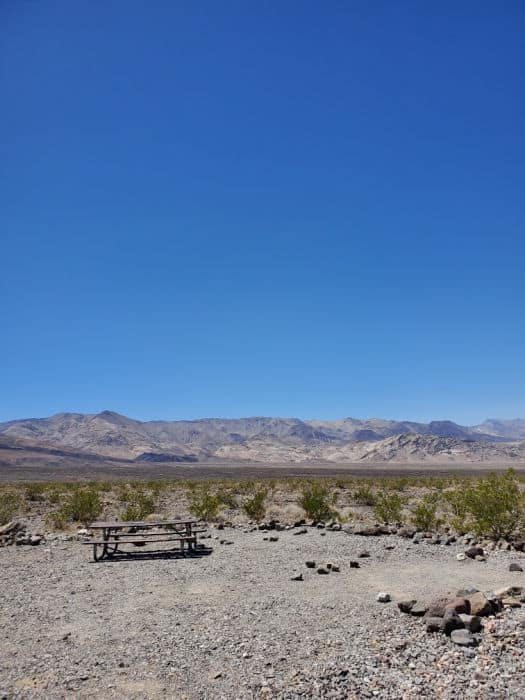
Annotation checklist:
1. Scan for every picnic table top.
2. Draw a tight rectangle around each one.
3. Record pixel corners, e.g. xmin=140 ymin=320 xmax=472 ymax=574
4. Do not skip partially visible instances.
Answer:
xmin=89 ymin=519 xmax=201 ymax=529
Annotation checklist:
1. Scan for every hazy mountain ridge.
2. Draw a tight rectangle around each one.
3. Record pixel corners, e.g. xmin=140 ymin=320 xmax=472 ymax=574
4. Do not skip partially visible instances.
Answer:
xmin=1 ymin=411 xmax=525 ymax=465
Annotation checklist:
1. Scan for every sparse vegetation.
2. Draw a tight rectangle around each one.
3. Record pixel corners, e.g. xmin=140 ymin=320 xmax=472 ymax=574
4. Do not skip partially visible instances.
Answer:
xmin=23 ymin=483 xmax=47 ymax=502
xmin=298 ymin=484 xmax=337 ymax=522
xmin=353 ymin=485 xmax=377 ymax=506
xmin=242 ymin=489 xmax=267 ymax=521
xmin=453 ymin=469 xmax=524 ymax=540
xmin=48 ymin=487 xmax=103 ymax=528
xmin=121 ymin=492 xmax=156 ymax=521
xmin=0 ymin=492 xmax=22 ymax=525
xmin=188 ymin=487 xmax=223 ymax=521
xmin=373 ymin=492 xmax=403 ymax=524
xmin=411 ymin=494 xmax=440 ymax=531
xmin=1 ymin=471 xmax=523 ymax=536
xmin=217 ymin=489 xmax=238 ymax=509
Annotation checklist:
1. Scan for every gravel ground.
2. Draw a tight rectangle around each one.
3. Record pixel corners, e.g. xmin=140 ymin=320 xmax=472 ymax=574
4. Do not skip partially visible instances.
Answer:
xmin=1 ymin=528 xmax=524 ymax=699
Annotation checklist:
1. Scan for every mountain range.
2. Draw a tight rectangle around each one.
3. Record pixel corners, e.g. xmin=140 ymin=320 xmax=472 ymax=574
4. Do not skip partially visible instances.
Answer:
xmin=1 ymin=411 xmax=525 ymax=465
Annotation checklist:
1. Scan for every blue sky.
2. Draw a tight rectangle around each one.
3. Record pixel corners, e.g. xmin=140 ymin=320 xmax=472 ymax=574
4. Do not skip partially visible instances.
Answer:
xmin=1 ymin=1 xmax=524 ymax=425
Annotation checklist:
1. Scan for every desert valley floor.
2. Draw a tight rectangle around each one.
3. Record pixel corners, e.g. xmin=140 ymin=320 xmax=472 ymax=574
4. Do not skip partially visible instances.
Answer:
xmin=1 ymin=524 xmax=524 ymax=699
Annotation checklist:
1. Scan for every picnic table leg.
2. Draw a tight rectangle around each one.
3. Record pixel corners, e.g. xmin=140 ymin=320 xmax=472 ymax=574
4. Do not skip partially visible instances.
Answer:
xmin=186 ymin=523 xmax=194 ymax=551
xmin=93 ymin=529 xmax=118 ymax=561
xmin=103 ymin=528 xmax=120 ymax=558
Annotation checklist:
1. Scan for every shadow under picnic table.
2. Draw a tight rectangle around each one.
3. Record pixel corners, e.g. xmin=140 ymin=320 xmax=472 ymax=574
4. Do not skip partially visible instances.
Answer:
xmin=90 ymin=544 xmax=214 ymax=563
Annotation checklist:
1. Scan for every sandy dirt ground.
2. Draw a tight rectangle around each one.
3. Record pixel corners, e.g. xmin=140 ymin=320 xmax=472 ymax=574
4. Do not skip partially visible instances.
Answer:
xmin=1 ymin=526 xmax=524 ymax=699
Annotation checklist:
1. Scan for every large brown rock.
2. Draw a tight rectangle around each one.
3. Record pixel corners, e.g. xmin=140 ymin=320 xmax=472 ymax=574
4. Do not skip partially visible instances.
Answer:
xmin=426 ymin=595 xmax=451 ymax=618
xmin=467 ymin=592 xmax=493 ymax=617
xmin=442 ymin=612 xmax=465 ymax=636
xmin=444 ymin=597 xmax=471 ymax=615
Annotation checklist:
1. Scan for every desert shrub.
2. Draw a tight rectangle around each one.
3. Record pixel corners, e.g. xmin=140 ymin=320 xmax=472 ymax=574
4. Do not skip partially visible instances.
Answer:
xmin=411 ymin=494 xmax=440 ymax=531
xmin=335 ymin=478 xmax=353 ymax=490
xmin=458 ymin=469 xmax=523 ymax=540
xmin=373 ymin=492 xmax=403 ymax=524
xmin=45 ymin=510 xmax=68 ymax=530
xmin=46 ymin=488 xmax=63 ymax=506
xmin=242 ymin=489 xmax=267 ymax=521
xmin=60 ymin=487 xmax=103 ymax=526
xmin=389 ymin=477 xmax=409 ymax=492
xmin=24 ymin=482 xmax=47 ymax=502
xmin=353 ymin=486 xmax=377 ymax=506
xmin=144 ymin=479 xmax=169 ymax=495
xmin=298 ymin=484 xmax=337 ymax=522
xmin=188 ymin=488 xmax=222 ymax=521
xmin=217 ymin=489 xmax=238 ymax=509
xmin=0 ymin=492 xmax=22 ymax=525
xmin=282 ymin=477 xmax=303 ymax=492
xmin=121 ymin=492 xmax=156 ymax=521
xmin=116 ymin=484 xmax=134 ymax=502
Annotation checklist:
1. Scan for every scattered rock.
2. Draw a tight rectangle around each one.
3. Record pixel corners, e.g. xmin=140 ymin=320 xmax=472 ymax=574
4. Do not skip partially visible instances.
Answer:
xmin=450 ymin=629 xmax=478 ymax=647
xmin=509 ymin=562 xmax=523 ymax=572
xmin=358 ymin=551 xmax=370 ymax=558
xmin=456 ymin=553 xmax=466 ymax=561
xmin=291 ymin=573 xmax=303 ymax=581
xmin=442 ymin=612 xmax=465 ymax=636
xmin=465 ymin=546 xmax=484 ymax=559
xmin=501 ymin=597 xmax=521 ymax=608
xmin=397 ymin=600 xmax=416 ymax=614
xmin=305 ymin=561 xmax=316 ymax=569
xmin=444 ymin=597 xmax=471 ymax=616
xmin=398 ymin=527 xmax=416 ymax=538
xmin=456 ymin=586 xmax=479 ymax=596
xmin=467 ymin=592 xmax=493 ymax=617
xmin=426 ymin=617 xmax=445 ymax=633
xmin=354 ymin=526 xmax=381 ymax=536
xmin=427 ymin=596 xmax=450 ymax=618
xmin=349 ymin=561 xmax=360 ymax=568
xmin=459 ymin=614 xmax=482 ymax=633
xmin=376 ymin=592 xmax=391 ymax=603
xmin=317 ymin=567 xmax=330 ymax=575
xmin=409 ymin=601 xmax=428 ymax=617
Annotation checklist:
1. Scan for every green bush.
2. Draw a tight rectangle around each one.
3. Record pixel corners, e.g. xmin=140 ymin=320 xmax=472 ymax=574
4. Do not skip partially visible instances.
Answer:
xmin=353 ymin=486 xmax=377 ymax=506
xmin=373 ymin=492 xmax=403 ymax=524
xmin=24 ymin=483 xmax=47 ymax=502
xmin=60 ymin=487 xmax=103 ymax=526
xmin=0 ymin=492 xmax=22 ymax=525
xmin=443 ymin=486 xmax=470 ymax=533
xmin=46 ymin=510 xmax=68 ymax=530
xmin=457 ymin=469 xmax=523 ymax=540
xmin=411 ymin=495 xmax=440 ymax=531
xmin=188 ymin=488 xmax=222 ymax=521
xmin=298 ymin=484 xmax=336 ymax=522
xmin=121 ymin=492 xmax=156 ymax=521
xmin=242 ymin=489 xmax=267 ymax=522
xmin=46 ymin=488 xmax=63 ymax=506
xmin=217 ymin=489 xmax=238 ymax=509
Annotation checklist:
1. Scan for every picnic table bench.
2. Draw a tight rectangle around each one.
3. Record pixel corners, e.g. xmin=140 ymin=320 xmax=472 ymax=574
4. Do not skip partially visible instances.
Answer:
xmin=82 ymin=519 xmax=206 ymax=561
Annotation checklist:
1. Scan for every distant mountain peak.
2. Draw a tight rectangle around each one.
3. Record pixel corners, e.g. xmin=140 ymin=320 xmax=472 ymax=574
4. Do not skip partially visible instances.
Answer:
xmin=1 ymin=412 xmax=524 ymax=464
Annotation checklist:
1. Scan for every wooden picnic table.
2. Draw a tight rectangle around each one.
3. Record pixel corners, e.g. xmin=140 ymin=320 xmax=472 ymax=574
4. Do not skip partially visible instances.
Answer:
xmin=83 ymin=519 xmax=206 ymax=561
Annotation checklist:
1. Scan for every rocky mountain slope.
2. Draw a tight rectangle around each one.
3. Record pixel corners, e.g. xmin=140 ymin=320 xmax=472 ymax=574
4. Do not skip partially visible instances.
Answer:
xmin=1 ymin=411 xmax=524 ymax=464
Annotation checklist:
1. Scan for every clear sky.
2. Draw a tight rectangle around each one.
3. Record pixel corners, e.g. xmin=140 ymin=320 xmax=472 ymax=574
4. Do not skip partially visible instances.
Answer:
xmin=1 ymin=1 xmax=524 ymax=425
